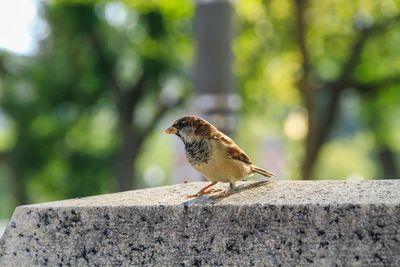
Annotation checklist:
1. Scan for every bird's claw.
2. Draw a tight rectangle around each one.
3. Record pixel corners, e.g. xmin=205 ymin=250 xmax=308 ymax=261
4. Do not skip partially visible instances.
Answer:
xmin=209 ymin=188 xmax=236 ymax=200
xmin=186 ymin=188 xmax=222 ymax=199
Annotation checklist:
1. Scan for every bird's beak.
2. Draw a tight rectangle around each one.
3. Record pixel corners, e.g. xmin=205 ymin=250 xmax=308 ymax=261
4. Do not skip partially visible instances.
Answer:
xmin=165 ymin=126 xmax=178 ymax=134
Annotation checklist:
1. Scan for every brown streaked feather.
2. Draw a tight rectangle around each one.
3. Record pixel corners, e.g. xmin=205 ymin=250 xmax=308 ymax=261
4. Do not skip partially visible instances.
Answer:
xmin=194 ymin=120 xmax=214 ymax=137
xmin=208 ymin=128 xmax=232 ymax=143
xmin=226 ymin=144 xmax=253 ymax=165
xmin=204 ymin=125 xmax=253 ymax=165
xmin=190 ymin=116 xmax=253 ymax=164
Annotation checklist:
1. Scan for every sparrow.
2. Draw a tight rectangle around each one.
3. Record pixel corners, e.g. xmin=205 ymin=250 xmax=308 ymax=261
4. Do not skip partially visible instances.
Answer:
xmin=165 ymin=115 xmax=275 ymax=198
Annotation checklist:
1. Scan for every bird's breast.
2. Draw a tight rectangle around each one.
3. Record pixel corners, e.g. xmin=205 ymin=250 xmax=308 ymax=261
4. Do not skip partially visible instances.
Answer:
xmin=184 ymin=139 xmax=212 ymax=165
xmin=185 ymin=139 xmax=251 ymax=183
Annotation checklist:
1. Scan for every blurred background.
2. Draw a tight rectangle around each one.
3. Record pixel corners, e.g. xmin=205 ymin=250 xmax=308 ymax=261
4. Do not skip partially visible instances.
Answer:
xmin=0 ymin=0 xmax=400 ymax=227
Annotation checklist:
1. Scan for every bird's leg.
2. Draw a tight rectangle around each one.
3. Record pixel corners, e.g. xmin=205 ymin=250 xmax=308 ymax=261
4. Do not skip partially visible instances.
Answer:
xmin=217 ymin=182 xmax=236 ymax=198
xmin=187 ymin=182 xmax=219 ymax=198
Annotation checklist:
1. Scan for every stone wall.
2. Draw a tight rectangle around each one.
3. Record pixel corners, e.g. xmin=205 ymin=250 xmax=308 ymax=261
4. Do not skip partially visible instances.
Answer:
xmin=1 ymin=180 xmax=399 ymax=266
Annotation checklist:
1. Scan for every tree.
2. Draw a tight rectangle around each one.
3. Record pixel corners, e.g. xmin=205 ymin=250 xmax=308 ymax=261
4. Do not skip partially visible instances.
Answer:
xmin=234 ymin=0 xmax=400 ymax=179
xmin=294 ymin=0 xmax=400 ymax=179
xmin=0 ymin=2 xmax=192 ymax=208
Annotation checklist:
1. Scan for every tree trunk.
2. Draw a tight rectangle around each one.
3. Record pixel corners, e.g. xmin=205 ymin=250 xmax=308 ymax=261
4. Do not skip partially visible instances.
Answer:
xmin=115 ymin=129 xmax=136 ymax=191
xmin=114 ymin=94 xmax=137 ymax=191
xmin=377 ymin=146 xmax=399 ymax=179
xmin=294 ymin=0 xmax=319 ymax=180
xmin=9 ymin=163 xmax=28 ymax=206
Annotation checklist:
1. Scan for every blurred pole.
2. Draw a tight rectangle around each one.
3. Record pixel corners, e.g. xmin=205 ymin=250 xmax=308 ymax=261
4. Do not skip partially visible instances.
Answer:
xmin=194 ymin=0 xmax=240 ymax=135
xmin=172 ymin=0 xmax=239 ymax=184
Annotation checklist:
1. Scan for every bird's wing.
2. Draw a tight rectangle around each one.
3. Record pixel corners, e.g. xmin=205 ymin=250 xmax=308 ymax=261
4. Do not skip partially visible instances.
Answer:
xmin=226 ymin=145 xmax=253 ymax=165
xmin=212 ymin=132 xmax=253 ymax=165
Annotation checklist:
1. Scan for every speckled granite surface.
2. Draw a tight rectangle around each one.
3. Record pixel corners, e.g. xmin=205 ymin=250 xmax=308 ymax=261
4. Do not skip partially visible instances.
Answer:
xmin=1 ymin=180 xmax=399 ymax=266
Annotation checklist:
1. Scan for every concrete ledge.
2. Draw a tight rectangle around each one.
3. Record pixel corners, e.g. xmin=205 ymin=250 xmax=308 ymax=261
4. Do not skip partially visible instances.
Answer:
xmin=1 ymin=180 xmax=399 ymax=266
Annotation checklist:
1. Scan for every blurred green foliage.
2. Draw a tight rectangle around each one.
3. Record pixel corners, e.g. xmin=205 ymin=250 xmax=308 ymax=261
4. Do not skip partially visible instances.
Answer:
xmin=0 ymin=1 xmax=194 ymax=218
xmin=1 ymin=0 xmax=400 ymax=219
xmin=234 ymin=0 xmax=400 ymax=179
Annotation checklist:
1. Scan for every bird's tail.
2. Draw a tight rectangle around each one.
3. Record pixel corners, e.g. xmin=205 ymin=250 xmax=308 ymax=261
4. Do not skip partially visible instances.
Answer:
xmin=252 ymin=166 xmax=275 ymax=178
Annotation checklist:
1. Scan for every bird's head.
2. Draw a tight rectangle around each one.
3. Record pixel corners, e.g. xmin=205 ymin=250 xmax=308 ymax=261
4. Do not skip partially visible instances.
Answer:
xmin=165 ymin=115 xmax=215 ymax=143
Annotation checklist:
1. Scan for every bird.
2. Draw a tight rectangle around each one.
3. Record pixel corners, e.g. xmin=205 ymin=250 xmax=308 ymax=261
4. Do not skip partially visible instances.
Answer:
xmin=165 ymin=115 xmax=275 ymax=198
